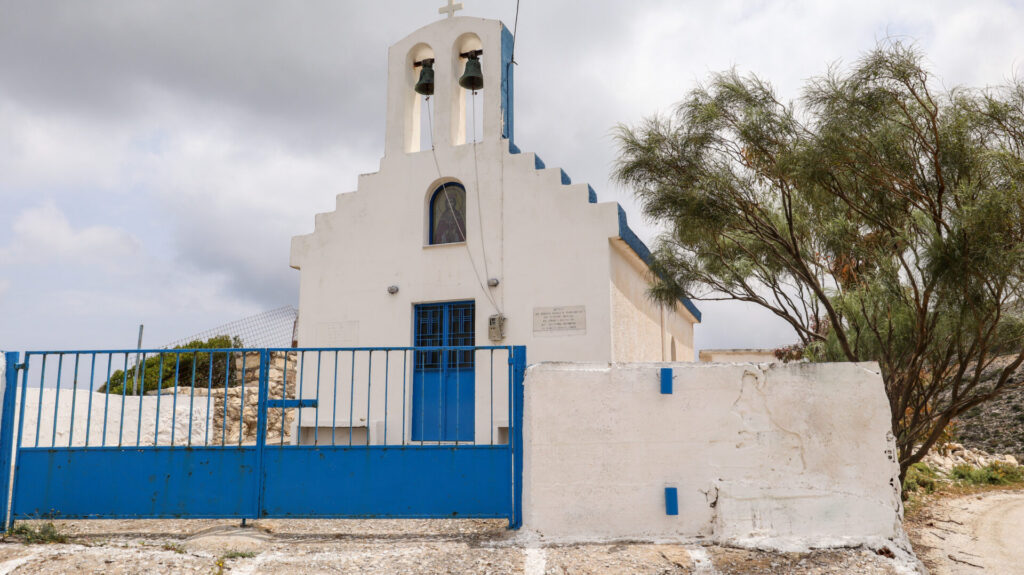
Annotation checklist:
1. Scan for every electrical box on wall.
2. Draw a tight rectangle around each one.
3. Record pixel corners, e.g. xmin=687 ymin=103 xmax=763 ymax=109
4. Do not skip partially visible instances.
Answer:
xmin=488 ymin=314 xmax=506 ymax=342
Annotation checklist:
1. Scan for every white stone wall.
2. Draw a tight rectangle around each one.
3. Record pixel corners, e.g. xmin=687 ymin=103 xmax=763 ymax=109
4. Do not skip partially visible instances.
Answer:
xmin=9 ymin=388 xmax=209 ymax=448
xmin=699 ymin=349 xmax=779 ymax=362
xmin=523 ymin=361 xmax=903 ymax=547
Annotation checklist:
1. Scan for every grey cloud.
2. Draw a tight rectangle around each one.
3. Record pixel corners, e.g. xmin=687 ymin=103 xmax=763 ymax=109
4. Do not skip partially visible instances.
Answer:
xmin=3 ymin=0 xmax=1023 ymax=350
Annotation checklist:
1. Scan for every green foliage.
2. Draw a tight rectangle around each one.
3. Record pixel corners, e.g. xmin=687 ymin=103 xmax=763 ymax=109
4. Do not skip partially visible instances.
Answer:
xmin=951 ymin=462 xmax=1024 ymax=485
xmin=903 ymin=462 xmax=940 ymax=493
xmin=614 ymin=40 xmax=1024 ymax=480
xmin=102 ymin=335 xmax=243 ymax=395
xmin=221 ymin=550 xmax=258 ymax=559
xmin=162 ymin=543 xmax=186 ymax=554
xmin=9 ymin=522 xmax=68 ymax=544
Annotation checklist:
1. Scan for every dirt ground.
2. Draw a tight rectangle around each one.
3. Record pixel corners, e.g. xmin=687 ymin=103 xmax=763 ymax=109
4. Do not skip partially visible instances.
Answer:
xmin=0 ymin=518 xmax=918 ymax=574
xmin=906 ymin=488 xmax=1024 ymax=574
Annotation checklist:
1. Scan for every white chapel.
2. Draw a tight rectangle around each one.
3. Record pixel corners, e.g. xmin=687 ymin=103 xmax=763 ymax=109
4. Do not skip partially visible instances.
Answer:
xmin=288 ymin=14 xmax=701 ymax=443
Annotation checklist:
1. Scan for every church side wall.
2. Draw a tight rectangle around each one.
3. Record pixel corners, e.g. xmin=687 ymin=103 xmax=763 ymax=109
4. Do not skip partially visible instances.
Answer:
xmin=609 ymin=241 xmax=695 ymax=362
xmin=610 ymin=281 xmax=662 ymax=362
xmin=523 ymin=362 xmax=904 ymax=546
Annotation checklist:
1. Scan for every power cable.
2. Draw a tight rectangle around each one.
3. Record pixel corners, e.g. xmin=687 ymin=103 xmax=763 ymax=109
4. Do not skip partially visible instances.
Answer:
xmin=424 ymin=96 xmax=502 ymax=314
xmin=470 ymin=89 xmax=492 ymax=287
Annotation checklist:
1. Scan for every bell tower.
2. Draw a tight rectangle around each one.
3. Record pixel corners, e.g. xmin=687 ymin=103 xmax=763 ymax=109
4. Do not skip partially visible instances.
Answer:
xmin=383 ymin=16 xmax=515 ymax=157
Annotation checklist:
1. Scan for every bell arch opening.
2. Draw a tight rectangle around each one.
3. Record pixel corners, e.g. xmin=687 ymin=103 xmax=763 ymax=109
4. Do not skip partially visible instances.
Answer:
xmin=406 ymin=43 xmax=435 ymax=153
xmin=451 ymin=33 xmax=484 ymax=146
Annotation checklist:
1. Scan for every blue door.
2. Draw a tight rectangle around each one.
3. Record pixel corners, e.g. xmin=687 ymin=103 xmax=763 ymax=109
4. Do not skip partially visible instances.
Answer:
xmin=412 ymin=301 xmax=475 ymax=442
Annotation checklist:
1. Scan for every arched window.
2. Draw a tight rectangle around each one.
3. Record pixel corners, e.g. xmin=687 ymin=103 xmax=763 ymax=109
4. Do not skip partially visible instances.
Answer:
xmin=429 ymin=182 xmax=466 ymax=244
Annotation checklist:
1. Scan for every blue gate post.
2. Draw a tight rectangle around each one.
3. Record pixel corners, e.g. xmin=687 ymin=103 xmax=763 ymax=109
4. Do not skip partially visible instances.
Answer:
xmin=0 ymin=352 xmax=22 ymax=532
xmin=254 ymin=349 xmax=271 ymax=519
xmin=510 ymin=346 xmax=526 ymax=529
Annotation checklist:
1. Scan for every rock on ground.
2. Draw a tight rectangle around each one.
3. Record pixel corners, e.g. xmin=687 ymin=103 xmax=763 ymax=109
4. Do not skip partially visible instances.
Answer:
xmin=0 ymin=518 xmax=918 ymax=574
xmin=920 ymin=442 xmax=1019 ymax=476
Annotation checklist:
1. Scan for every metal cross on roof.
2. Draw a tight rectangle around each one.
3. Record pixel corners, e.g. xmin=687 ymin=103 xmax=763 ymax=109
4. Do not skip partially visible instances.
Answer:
xmin=439 ymin=0 xmax=463 ymax=18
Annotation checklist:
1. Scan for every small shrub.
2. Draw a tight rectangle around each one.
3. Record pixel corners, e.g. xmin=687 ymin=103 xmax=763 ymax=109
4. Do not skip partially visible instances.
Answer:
xmin=903 ymin=462 xmax=939 ymax=493
xmin=221 ymin=550 xmax=258 ymax=560
xmin=988 ymin=461 xmax=1024 ymax=484
xmin=162 ymin=542 xmax=185 ymax=554
xmin=951 ymin=462 xmax=1024 ymax=485
xmin=9 ymin=522 xmax=67 ymax=544
xmin=101 ymin=335 xmax=243 ymax=395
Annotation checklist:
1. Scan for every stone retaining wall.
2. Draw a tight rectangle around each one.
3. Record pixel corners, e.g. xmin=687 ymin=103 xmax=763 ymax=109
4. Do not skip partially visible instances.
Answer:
xmin=148 ymin=351 xmax=298 ymax=445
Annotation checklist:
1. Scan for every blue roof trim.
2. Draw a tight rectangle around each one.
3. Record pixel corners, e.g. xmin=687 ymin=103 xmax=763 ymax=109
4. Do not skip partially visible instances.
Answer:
xmin=616 ymin=206 xmax=703 ymax=322
xmin=500 ymin=26 xmax=515 ymax=145
xmin=509 ymin=141 xmax=521 ymax=155
xmin=508 ymin=142 xmax=702 ymax=322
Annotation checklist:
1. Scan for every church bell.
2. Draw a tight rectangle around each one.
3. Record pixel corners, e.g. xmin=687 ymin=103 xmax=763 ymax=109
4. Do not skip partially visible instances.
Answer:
xmin=414 ymin=59 xmax=435 ymax=96
xmin=458 ymin=51 xmax=484 ymax=91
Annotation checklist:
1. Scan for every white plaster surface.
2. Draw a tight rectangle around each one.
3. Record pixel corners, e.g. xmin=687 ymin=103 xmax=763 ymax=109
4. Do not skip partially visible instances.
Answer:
xmin=699 ymin=349 xmax=779 ymax=363
xmin=1 ymin=387 xmax=210 ymax=448
xmin=522 ymin=361 xmax=904 ymax=547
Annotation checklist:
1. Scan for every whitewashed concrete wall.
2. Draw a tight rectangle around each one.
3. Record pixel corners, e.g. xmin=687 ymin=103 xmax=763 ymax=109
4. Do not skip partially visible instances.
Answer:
xmin=1 ymin=387 xmax=209 ymax=448
xmin=523 ymin=362 xmax=903 ymax=548
xmin=699 ymin=349 xmax=778 ymax=363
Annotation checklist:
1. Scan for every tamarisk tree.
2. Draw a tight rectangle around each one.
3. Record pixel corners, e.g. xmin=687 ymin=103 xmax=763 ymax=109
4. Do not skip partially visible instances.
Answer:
xmin=614 ymin=42 xmax=1024 ymax=479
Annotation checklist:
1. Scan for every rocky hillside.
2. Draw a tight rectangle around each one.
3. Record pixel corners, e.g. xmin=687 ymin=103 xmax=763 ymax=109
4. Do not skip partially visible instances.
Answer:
xmin=955 ymin=360 xmax=1024 ymax=461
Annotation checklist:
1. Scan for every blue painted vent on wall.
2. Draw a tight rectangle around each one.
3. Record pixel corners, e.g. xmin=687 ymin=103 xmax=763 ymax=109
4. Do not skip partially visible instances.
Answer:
xmin=665 ymin=487 xmax=679 ymax=516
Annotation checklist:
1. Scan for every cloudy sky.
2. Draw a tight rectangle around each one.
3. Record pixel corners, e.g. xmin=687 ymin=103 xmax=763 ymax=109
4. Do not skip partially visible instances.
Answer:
xmin=2 ymin=1 xmax=1023 ymax=354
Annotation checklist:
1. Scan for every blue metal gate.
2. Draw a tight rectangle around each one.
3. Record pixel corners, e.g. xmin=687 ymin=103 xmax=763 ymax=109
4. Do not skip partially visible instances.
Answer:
xmin=0 ymin=346 xmax=525 ymax=529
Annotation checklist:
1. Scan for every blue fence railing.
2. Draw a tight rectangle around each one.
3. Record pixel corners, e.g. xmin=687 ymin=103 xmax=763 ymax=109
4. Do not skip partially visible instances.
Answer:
xmin=6 ymin=346 xmax=514 ymax=449
xmin=0 ymin=346 xmax=526 ymax=529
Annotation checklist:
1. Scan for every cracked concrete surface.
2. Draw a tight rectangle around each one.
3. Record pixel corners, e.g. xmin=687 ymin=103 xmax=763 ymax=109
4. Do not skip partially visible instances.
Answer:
xmin=523 ymin=362 xmax=904 ymax=546
xmin=0 ymin=518 xmax=918 ymax=574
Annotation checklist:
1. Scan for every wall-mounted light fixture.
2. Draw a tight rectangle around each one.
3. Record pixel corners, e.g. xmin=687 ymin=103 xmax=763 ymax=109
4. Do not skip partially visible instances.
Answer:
xmin=487 ymin=278 xmax=500 ymax=287
xmin=387 ymin=285 xmax=399 ymax=295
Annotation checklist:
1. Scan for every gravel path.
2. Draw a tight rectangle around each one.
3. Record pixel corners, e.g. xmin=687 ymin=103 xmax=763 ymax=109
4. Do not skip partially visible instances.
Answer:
xmin=0 ymin=518 xmax=915 ymax=574
xmin=907 ymin=489 xmax=1024 ymax=574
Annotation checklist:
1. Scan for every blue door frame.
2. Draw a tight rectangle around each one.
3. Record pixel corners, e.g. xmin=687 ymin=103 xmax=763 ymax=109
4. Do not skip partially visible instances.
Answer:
xmin=412 ymin=301 xmax=475 ymax=442
xmin=0 ymin=347 xmax=526 ymax=530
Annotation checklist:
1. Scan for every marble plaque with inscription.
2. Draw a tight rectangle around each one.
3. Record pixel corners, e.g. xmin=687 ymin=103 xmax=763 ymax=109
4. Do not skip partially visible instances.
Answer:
xmin=533 ymin=306 xmax=587 ymax=336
